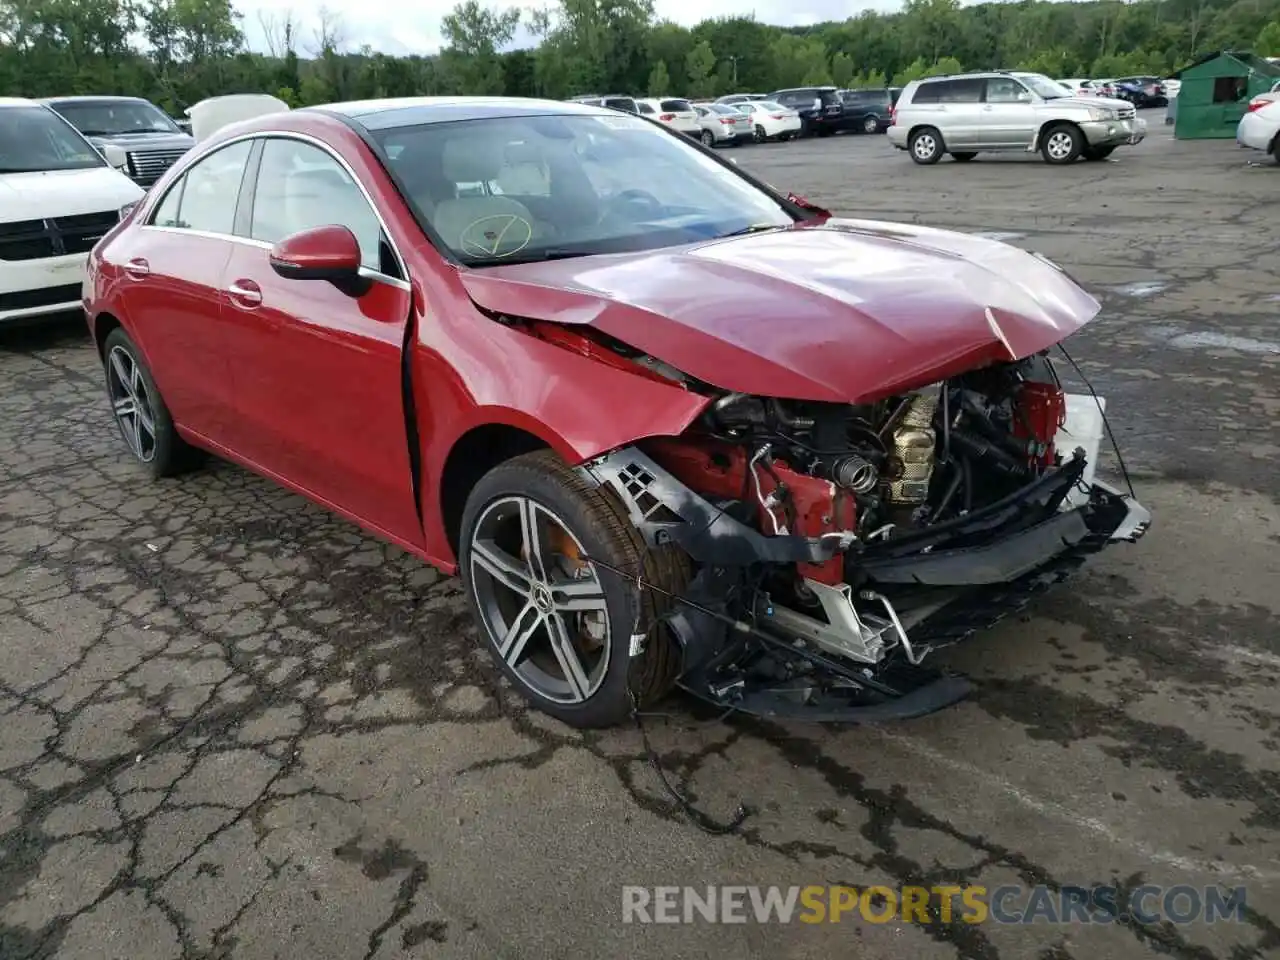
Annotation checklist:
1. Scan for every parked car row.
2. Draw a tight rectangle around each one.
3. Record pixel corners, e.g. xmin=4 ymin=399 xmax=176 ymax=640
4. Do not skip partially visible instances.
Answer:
xmin=1057 ymin=76 xmax=1170 ymax=108
xmin=570 ymin=87 xmax=901 ymax=142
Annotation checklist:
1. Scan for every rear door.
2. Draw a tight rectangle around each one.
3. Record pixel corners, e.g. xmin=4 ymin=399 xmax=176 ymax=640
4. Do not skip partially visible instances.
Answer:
xmin=108 ymin=139 xmax=253 ymax=442
xmin=219 ymin=134 xmax=422 ymax=546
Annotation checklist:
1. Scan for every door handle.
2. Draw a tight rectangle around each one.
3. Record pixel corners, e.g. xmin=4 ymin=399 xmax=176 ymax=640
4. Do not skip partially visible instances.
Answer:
xmin=124 ymin=257 xmax=150 ymax=278
xmin=227 ymin=280 xmax=263 ymax=307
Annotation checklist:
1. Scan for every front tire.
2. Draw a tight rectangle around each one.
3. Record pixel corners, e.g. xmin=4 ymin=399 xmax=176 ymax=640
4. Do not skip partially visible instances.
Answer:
xmin=1041 ymin=124 xmax=1083 ymax=164
xmin=459 ymin=450 xmax=689 ymax=728
xmin=909 ymin=127 xmax=944 ymax=164
xmin=101 ymin=327 xmax=199 ymax=479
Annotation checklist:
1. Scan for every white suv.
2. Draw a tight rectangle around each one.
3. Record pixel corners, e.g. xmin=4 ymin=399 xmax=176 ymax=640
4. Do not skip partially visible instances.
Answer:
xmin=888 ymin=72 xmax=1145 ymax=165
xmin=1 ymin=98 xmax=144 ymax=325
xmin=635 ymin=98 xmax=701 ymax=137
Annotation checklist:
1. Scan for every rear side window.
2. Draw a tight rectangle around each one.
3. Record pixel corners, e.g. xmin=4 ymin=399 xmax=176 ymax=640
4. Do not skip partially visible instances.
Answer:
xmin=912 ymin=79 xmax=984 ymax=104
xmin=660 ymin=99 xmax=691 ymax=112
xmin=149 ymin=139 xmax=252 ymax=234
xmin=637 ymin=102 xmax=655 ymax=115
xmin=818 ymin=90 xmax=841 ymax=105
xmin=603 ymin=98 xmax=636 ymax=112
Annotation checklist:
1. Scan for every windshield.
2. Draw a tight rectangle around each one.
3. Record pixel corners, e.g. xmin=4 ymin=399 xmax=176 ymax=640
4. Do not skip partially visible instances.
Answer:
xmin=1016 ymin=74 xmax=1073 ymax=100
xmin=52 ymin=100 xmax=180 ymax=136
xmin=0 ymin=106 xmax=106 ymax=174
xmin=375 ymin=114 xmax=796 ymax=266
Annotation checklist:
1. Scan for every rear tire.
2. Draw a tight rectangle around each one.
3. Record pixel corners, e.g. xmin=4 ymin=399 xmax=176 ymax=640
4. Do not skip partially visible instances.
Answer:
xmin=101 ymin=327 xmax=201 ymax=479
xmin=459 ymin=450 xmax=690 ymax=729
xmin=862 ymin=115 xmax=879 ymax=134
xmin=908 ymin=127 xmax=944 ymax=164
xmin=1041 ymin=124 xmax=1083 ymax=164
xmin=951 ymin=152 xmax=978 ymax=162
xmin=700 ymin=129 xmax=715 ymax=147
xmin=754 ymin=124 xmax=767 ymax=143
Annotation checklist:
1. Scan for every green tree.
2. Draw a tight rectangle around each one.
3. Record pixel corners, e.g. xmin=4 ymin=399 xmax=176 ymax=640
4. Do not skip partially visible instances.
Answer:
xmin=1257 ymin=20 xmax=1280 ymax=54
xmin=441 ymin=0 xmax=520 ymax=94
xmin=831 ymin=51 xmax=854 ymax=88
xmin=685 ymin=38 xmax=715 ymax=97
xmin=647 ymin=58 xmax=670 ymax=95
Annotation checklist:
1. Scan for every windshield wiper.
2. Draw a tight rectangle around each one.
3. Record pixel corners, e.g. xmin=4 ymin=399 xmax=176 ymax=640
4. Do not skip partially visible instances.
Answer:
xmin=716 ymin=223 xmax=789 ymax=239
xmin=467 ymin=248 xmax=596 ymax=266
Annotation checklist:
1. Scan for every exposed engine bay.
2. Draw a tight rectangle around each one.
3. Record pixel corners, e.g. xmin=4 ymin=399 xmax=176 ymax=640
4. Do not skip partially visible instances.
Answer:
xmin=576 ymin=348 xmax=1151 ymax=722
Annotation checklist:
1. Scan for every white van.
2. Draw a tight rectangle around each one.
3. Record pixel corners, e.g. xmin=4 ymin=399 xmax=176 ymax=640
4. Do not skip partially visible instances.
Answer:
xmin=1 ymin=98 xmax=144 ymax=326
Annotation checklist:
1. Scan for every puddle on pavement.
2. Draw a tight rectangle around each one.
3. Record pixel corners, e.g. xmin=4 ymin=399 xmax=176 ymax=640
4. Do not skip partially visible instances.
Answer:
xmin=1107 ymin=280 xmax=1169 ymax=298
xmin=1167 ymin=331 xmax=1280 ymax=355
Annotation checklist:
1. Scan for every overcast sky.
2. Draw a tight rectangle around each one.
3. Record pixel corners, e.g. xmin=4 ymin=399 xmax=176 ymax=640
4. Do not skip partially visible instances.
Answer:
xmin=237 ymin=0 xmax=903 ymax=57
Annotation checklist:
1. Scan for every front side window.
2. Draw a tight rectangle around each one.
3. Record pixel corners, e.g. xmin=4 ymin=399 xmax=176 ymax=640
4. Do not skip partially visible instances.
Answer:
xmin=147 ymin=139 xmax=252 ymax=233
xmin=52 ymin=99 xmax=180 ymax=137
xmin=0 ymin=106 xmax=106 ymax=173
xmin=376 ymin=114 xmax=795 ymax=266
xmin=986 ymin=77 xmax=1032 ymax=104
xmin=250 ymin=138 xmax=384 ymax=272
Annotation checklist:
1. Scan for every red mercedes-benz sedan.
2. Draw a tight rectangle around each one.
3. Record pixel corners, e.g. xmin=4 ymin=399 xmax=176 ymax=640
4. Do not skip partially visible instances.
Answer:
xmin=84 ymin=96 xmax=1149 ymax=728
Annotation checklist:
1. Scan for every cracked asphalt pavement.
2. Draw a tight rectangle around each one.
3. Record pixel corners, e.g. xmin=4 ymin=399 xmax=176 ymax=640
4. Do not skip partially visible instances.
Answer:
xmin=2 ymin=127 xmax=1278 ymax=960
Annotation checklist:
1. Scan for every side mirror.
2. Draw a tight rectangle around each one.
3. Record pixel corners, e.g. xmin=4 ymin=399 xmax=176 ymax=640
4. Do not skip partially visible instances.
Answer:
xmin=269 ymin=224 xmax=370 ymax=297
xmin=100 ymin=143 xmax=128 ymax=171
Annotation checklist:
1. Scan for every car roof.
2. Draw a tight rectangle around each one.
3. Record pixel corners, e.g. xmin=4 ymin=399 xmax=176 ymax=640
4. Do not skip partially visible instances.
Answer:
xmin=306 ymin=95 xmax=614 ymax=131
xmin=0 ymin=97 xmax=38 ymax=108
xmin=38 ymin=95 xmax=154 ymax=105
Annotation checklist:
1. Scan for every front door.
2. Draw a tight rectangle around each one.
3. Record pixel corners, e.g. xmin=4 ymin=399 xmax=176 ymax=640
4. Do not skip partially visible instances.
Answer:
xmin=218 ymin=135 xmax=423 ymax=548
xmin=980 ymin=77 xmax=1038 ymax=148
xmin=109 ymin=139 xmax=255 ymax=443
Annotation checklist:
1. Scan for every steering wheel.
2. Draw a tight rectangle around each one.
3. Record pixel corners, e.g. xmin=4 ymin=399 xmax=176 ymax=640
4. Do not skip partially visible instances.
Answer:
xmin=457 ymin=213 xmax=534 ymax=259
xmin=606 ymin=188 xmax=665 ymax=219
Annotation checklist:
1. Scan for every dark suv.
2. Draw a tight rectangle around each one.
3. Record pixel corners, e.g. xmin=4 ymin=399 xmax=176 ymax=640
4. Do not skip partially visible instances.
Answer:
xmin=767 ymin=86 xmax=847 ymax=136
xmin=838 ymin=88 xmax=901 ymax=134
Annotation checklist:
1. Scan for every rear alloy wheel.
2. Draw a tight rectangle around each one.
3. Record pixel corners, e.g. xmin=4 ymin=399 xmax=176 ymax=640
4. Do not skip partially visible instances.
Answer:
xmin=1083 ymin=145 xmax=1115 ymax=161
xmin=459 ymin=450 xmax=689 ymax=728
xmin=754 ymin=124 xmax=767 ymax=143
xmin=1041 ymin=124 xmax=1083 ymax=164
xmin=862 ymin=115 xmax=880 ymax=134
xmin=951 ymin=152 xmax=978 ymax=162
xmin=700 ymin=129 xmax=715 ymax=147
xmin=909 ymin=127 xmax=944 ymax=164
xmin=102 ymin=327 xmax=199 ymax=478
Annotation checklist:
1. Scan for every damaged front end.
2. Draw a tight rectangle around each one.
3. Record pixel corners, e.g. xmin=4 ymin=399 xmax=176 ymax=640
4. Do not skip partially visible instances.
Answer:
xmin=577 ymin=353 xmax=1150 ymax=722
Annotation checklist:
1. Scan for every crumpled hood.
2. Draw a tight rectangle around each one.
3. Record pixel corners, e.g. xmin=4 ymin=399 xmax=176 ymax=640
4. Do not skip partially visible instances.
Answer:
xmin=458 ymin=218 xmax=1100 ymax=404
xmin=0 ymin=167 xmax=143 ymax=223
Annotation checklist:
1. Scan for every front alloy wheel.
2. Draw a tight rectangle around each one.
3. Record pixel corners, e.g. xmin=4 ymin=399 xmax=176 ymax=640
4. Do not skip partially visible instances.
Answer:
xmin=460 ymin=450 xmax=689 ymax=728
xmin=1041 ymin=125 xmax=1082 ymax=164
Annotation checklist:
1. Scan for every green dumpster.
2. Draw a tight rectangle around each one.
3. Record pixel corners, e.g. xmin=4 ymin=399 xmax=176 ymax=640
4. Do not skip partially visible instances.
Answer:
xmin=1170 ymin=50 xmax=1280 ymax=139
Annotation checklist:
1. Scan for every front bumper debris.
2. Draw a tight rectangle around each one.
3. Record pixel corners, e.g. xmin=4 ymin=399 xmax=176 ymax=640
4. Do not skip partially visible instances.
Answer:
xmin=581 ymin=434 xmax=1149 ymax=724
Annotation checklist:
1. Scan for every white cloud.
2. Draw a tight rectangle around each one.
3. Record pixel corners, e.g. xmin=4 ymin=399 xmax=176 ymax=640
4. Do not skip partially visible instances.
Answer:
xmin=237 ymin=0 xmax=904 ymax=57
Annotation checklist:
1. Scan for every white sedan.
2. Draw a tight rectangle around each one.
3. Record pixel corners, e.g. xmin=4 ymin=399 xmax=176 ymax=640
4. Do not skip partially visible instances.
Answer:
xmin=733 ymin=100 xmax=803 ymax=141
xmin=1237 ymin=98 xmax=1280 ymax=163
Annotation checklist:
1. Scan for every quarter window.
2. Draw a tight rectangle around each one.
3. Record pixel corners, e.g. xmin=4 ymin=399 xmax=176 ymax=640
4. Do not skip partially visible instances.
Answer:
xmin=148 ymin=140 xmax=252 ymax=234
xmin=249 ymin=138 xmax=385 ymax=273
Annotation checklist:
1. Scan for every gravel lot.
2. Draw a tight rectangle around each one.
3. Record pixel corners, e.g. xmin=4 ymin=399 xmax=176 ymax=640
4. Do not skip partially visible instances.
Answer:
xmin=1 ymin=126 xmax=1278 ymax=960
